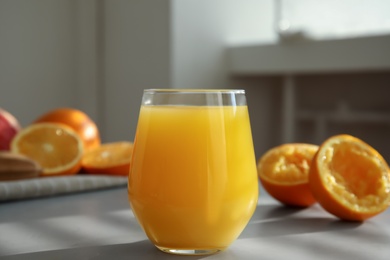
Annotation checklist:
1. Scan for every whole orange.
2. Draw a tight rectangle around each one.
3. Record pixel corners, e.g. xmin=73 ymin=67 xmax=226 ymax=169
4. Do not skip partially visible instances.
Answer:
xmin=33 ymin=108 xmax=101 ymax=151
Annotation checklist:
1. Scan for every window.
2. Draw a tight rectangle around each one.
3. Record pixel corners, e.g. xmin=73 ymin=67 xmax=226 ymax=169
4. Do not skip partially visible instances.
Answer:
xmin=276 ymin=0 xmax=390 ymax=40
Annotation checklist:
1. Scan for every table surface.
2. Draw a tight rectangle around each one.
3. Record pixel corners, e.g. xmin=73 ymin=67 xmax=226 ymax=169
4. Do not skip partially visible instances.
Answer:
xmin=1 ymin=185 xmax=390 ymax=260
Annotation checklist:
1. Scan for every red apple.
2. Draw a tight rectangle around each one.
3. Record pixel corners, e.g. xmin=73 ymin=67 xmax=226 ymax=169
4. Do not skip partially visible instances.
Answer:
xmin=0 ymin=108 xmax=21 ymax=151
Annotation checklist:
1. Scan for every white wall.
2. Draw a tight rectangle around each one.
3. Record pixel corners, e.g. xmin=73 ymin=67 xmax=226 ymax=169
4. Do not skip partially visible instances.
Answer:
xmin=100 ymin=0 xmax=274 ymax=142
xmin=0 ymin=0 xmax=276 ymax=154
xmin=171 ymin=0 xmax=275 ymax=89
xmin=0 ymin=0 xmax=78 ymax=126
xmin=11 ymin=0 xmax=389 ymax=159
xmin=102 ymin=0 xmax=171 ymax=142
xmin=172 ymin=0 xmax=229 ymax=89
xmin=0 ymin=0 xmax=172 ymax=143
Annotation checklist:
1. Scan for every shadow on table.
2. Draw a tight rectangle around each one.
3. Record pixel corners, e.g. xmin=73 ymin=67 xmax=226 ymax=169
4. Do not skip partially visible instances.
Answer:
xmin=240 ymin=204 xmax=362 ymax=239
xmin=0 ymin=188 xmax=130 ymax=221
xmin=251 ymin=203 xmax=308 ymax=220
xmin=1 ymin=240 xmax=229 ymax=260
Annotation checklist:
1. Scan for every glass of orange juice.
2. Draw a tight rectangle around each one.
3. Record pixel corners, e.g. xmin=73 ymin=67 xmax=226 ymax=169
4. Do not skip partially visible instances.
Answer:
xmin=128 ymin=89 xmax=258 ymax=255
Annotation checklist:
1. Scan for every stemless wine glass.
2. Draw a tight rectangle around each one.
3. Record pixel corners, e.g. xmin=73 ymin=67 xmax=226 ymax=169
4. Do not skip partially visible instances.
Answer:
xmin=128 ymin=89 xmax=258 ymax=255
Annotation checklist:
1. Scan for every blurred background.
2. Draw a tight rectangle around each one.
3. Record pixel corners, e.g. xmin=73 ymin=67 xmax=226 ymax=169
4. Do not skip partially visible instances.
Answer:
xmin=1 ymin=0 xmax=390 ymax=160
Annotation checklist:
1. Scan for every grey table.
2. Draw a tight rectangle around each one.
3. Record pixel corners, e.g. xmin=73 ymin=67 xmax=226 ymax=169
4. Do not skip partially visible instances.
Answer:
xmin=1 ymin=186 xmax=389 ymax=260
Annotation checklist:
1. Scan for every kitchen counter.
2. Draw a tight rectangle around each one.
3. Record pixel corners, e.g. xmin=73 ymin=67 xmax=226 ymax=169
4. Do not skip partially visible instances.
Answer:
xmin=1 ymin=185 xmax=389 ymax=259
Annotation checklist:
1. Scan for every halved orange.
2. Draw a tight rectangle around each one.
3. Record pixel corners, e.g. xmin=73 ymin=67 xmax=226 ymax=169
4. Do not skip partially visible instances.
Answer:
xmin=81 ymin=142 xmax=133 ymax=176
xmin=257 ymin=143 xmax=319 ymax=207
xmin=11 ymin=123 xmax=83 ymax=176
xmin=309 ymin=134 xmax=390 ymax=221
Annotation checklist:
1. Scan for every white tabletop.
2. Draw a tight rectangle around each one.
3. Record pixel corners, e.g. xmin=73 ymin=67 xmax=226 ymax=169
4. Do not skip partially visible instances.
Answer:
xmin=1 ymin=185 xmax=390 ymax=260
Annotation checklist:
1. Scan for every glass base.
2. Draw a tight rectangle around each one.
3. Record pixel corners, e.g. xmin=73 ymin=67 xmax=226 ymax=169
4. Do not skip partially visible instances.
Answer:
xmin=156 ymin=246 xmax=222 ymax=255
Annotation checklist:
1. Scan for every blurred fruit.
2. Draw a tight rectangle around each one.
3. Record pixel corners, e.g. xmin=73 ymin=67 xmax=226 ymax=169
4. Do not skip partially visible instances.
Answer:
xmin=309 ymin=134 xmax=390 ymax=221
xmin=34 ymin=108 xmax=100 ymax=151
xmin=0 ymin=108 xmax=21 ymax=151
xmin=0 ymin=152 xmax=41 ymax=181
xmin=82 ymin=141 xmax=133 ymax=176
xmin=11 ymin=123 xmax=83 ymax=176
xmin=257 ymin=143 xmax=318 ymax=207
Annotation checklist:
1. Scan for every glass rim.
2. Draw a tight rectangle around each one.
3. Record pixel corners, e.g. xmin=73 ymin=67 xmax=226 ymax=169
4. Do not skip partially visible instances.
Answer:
xmin=144 ymin=89 xmax=245 ymax=94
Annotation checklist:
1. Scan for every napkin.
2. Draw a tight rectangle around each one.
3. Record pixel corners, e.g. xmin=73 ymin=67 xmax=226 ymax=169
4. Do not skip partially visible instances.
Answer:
xmin=0 ymin=175 xmax=128 ymax=201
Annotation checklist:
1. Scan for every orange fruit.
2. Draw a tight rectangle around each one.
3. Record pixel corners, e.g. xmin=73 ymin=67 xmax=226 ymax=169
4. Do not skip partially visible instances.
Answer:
xmin=257 ymin=143 xmax=319 ymax=207
xmin=81 ymin=142 xmax=133 ymax=176
xmin=309 ymin=134 xmax=390 ymax=221
xmin=34 ymin=108 xmax=100 ymax=151
xmin=11 ymin=123 xmax=83 ymax=176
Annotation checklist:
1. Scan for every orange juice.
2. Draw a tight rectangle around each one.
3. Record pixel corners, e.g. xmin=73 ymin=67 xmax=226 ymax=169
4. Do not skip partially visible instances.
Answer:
xmin=128 ymin=105 xmax=258 ymax=251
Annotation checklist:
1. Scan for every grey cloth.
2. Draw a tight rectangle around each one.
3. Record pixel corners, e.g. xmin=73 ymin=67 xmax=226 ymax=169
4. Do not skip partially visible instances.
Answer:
xmin=0 ymin=175 xmax=128 ymax=201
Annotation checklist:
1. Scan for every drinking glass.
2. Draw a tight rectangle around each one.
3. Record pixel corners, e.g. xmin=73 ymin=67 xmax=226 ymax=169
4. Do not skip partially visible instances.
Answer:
xmin=128 ymin=89 xmax=258 ymax=255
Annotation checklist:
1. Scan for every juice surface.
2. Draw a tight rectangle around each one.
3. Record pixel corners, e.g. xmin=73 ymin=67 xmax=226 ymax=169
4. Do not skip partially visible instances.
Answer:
xmin=128 ymin=105 xmax=258 ymax=250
